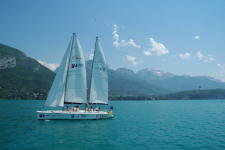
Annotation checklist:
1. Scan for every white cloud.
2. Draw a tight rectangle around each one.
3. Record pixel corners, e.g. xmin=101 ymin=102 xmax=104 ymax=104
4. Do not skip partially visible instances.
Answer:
xmin=143 ymin=50 xmax=151 ymax=56
xmin=155 ymin=71 xmax=162 ymax=76
xmin=217 ymin=64 xmax=225 ymax=74
xmin=112 ymin=24 xmax=141 ymax=48
xmin=145 ymin=38 xmax=169 ymax=56
xmin=178 ymin=52 xmax=191 ymax=60
xmin=112 ymin=24 xmax=119 ymax=46
xmin=196 ymin=51 xmax=204 ymax=60
xmin=194 ymin=35 xmax=200 ymax=40
xmin=196 ymin=51 xmax=214 ymax=62
xmin=216 ymin=64 xmax=225 ymax=82
xmin=38 ymin=60 xmax=59 ymax=71
xmin=204 ymin=55 xmax=214 ymax=62
xmin=217 ymin=64 xmax=224 ymax=68
xmin=126 ymin=55 xmax=138 ymax=66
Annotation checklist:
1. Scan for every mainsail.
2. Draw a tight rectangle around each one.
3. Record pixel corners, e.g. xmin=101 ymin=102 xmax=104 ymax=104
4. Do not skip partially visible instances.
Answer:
xmin=45 ymin=33 xmax=87 ymax=107
xmin=64 ymin=34 xmax=87 ymax=104
xmin=89 ymin=37 xmax=108 ymax=104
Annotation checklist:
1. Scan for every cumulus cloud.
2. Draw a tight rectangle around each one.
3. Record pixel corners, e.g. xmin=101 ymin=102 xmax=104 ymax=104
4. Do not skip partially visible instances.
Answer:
xmin=178 ymin=52 xmax=191 ymax=60
xmin=112 ymin=24 xmax=119 ymax=46
xmin=194 ymin=35 xmax=200 ymax=40
xmin=216 ymin=64 xmax=225 ymax=82
xmin=143 ymin=50 xmax=152 ymax=56
xmin=196 ymin=51 xmax=214 ymax=62
xmin=217 ymin=64 xmax=225 ymax=74
xmin=144 ymin=38 xmax=169 ymax=56
xmin=217 ymin=64 xmax=225 ymax=70
xmin=204 ymin=55 xmax=215 ymax=62
xmin=196 ymin=51 xmax=204 ymax=60
xmin=38 ymin=60 xmax=59 ymax=71
xmin=112 ymin=24 xmax=141 ymax=48
xmin=126 ymin=55 xmax=139 ymax=66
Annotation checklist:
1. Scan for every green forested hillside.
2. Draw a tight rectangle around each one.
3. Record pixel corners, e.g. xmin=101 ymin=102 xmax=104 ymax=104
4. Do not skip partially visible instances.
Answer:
xmin=0 ymin=43 xmax=54 ymax=99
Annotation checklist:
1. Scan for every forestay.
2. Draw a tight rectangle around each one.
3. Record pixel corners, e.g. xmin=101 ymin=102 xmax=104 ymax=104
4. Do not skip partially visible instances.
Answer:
xmin=89 ymin=37 xmax=108 ymax=104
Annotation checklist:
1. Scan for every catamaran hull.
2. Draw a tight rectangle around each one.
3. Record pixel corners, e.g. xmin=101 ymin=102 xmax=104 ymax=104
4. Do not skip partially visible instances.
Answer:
xmin=37 ymin=110 xmax=113 ymax=120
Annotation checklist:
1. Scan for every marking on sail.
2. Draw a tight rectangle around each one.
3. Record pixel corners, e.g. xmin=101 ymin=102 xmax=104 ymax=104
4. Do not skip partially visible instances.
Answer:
xmin=71 ymin=64 xmax=76 ymax=69
xmin=71 ymin=63 xmax=84 ymax=69
xmin=95 ymin=64 xmax=105 ymax=72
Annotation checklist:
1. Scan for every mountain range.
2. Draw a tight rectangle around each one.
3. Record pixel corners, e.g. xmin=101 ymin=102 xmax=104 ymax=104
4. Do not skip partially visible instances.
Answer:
xmin=1 ymin=43 xmax=225 ymax=100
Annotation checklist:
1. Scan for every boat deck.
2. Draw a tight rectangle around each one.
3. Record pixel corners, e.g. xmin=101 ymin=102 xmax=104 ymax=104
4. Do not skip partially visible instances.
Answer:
xmin=37 ymin=110 xmax=109 ymax=115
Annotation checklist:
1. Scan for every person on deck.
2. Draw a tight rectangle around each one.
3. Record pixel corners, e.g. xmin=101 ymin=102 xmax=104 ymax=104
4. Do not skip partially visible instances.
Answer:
xmin=73 ymin=106 xmax=77 ymax=111
xmin=85 ymin=107 xmax=88 ymax=112
xmin=95 ymin=107 xmax=100 ymax=111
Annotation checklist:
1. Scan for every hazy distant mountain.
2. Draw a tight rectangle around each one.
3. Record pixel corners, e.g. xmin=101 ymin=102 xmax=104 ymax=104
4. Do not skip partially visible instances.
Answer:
xmin=107 ymin=68 xmax=170 ymax=96
xmin=85 ymin=62 xmax=170 ymax=96
xmin=151 ymin=76 xmax=225 ymax=91
xmin=1 ymin=43 xmax=225 ymax=100
xmin=137 ymin=70 xmax=225 ymax=91
xmin=137 ymin=68 xmax=174 ymax=80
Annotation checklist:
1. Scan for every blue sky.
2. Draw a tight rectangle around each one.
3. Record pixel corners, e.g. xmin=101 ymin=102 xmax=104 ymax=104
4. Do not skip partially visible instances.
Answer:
xmin=1 ymin=0 xmax=225 ymax=80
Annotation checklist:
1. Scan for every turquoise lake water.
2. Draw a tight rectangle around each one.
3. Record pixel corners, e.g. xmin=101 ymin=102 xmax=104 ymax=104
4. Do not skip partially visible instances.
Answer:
xmin=1 ymin=100 xmax=225 ymax=150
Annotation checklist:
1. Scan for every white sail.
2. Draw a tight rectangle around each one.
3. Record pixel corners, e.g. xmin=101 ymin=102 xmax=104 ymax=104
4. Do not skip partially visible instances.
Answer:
xmin=89 ymin=37 xmax=108 ymax=104
xmin=64 ymin=33 xmax=87 ymax=104
xmin=45 ymin=37 xmax=72 ymax=107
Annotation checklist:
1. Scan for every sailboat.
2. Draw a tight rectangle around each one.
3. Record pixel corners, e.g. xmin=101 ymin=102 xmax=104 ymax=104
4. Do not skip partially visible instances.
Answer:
xmin=37 ymin=33 xmax=113 ymax=120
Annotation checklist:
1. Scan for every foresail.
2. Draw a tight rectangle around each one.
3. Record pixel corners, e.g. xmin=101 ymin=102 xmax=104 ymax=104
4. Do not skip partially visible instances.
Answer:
xmin=89 ymin=37 xmax=108 ymax=104
xmin=64 ymin=34 xmax=87 ymax=104
xmin=45 ymin=38 xmax=72 ymax=107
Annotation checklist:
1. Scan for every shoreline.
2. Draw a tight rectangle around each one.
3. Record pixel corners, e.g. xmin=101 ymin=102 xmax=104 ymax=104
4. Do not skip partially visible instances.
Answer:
xmin=1 ymin=98 xmax=225 ymax=101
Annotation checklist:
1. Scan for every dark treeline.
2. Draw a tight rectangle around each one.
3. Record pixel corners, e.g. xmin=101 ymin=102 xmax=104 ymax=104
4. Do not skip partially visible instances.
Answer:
xmin=109 ymin=89 xmax=225 ymax=100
